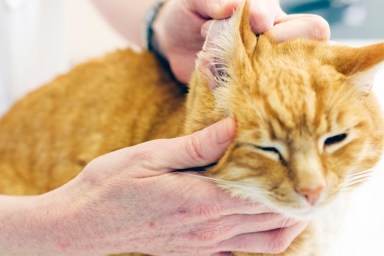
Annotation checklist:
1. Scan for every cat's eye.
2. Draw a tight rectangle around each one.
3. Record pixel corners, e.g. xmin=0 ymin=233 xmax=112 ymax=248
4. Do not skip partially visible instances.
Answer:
xmin=324 ymin=133 xmax=347 ymax=146
xmin=256 ymin=146 xmax=280 ymax=154
xmin=255 ymin=146 xmax=285 ymax=163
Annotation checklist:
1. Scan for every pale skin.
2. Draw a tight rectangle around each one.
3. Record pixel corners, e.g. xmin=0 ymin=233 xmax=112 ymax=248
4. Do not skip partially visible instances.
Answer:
xmin=92 ymin=0 xmax=330 ymax=82
xmin=0 ymin=119 xmax=306 ymax=255
xmin=1 ymin=0 xmax=330 ymax=255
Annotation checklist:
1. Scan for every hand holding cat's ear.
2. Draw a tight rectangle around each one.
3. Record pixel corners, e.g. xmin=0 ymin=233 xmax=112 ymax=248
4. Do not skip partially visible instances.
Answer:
xmin=154 ymin=0 xmax=288 ymax=83
xmin=197 ymin=0 xmax=330 ymax=41
xmin=154 ymin=0 xmax=330 ymax=84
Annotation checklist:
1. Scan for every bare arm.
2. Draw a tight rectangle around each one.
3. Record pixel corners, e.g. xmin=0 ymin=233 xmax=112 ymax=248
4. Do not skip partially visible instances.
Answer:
xmin=0 ymin=119 xmax=306 ymax=255
xmin=0 ymin=196 xmax=54 ymax=255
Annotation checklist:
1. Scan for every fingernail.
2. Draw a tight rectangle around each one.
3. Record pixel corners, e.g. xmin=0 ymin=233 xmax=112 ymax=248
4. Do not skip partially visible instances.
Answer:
xmin=214 ymin=118 xmax=236 ymax=144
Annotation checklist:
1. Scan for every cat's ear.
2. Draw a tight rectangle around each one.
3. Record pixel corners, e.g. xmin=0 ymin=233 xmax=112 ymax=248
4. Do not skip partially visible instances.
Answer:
xmin=322 ymin=43 xmax=384 ymax=92
xmin=196 ymin=0 xmax=257 ymax=90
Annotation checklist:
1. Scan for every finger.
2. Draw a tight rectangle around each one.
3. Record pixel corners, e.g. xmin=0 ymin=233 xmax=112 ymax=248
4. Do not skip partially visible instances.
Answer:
xmin=268 ymin=14 xmax=331 ymax=42
xmin=213 ymin=194 xmax=273 ymax=216
xmin=186 ymin=0 xmax=241 ymax=19
xmin=275 ymin=8 xmax=287 ymax=20
xmin=218 ymin=221 xmax=308 ymax=253
xmin=201 ymin=20 xmax=213 ymax=38
xmin=128 ymin=118 xmax=236 ymax=173
xmin=187 ymin=213 xmax=298 ymax=246
xmin=201 ymin=1 xmax=285 ymax=38
xmin=221 ymin=213 xmax=298 ymax=238
xmin=249 ymin=0 xmax=282 ymax=34
xmin=211 ymin=253 xmax=231 ymax=256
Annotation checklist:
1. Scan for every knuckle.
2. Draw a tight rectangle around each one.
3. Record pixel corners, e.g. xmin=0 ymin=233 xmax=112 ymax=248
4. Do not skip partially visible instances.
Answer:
xmin=185 ymin=134 xmax=206 ymax=164
xmin=251 ymin=10 xmax=273 ymax=33
xmin=185 ymin=217 xmax=235 ymax=246
xmin=310 ymin=16 xmax=331 ymax=41
xmin=187 ymin=228 xmax=222 ymax=246
xmin=199 ymin=230 xmax=220 ymax=244
xmin=252 ymin=9 xmax=269 ymax=21
xmin=195 ymin=204 xmax=219 ymax=218
xmin=124 ymin=148 xmax=154 ymax=169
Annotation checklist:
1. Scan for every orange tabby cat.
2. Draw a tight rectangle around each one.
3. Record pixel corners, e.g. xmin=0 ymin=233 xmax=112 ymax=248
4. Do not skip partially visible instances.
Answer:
xmin=0 ymin=1 xmax=383 ymax=256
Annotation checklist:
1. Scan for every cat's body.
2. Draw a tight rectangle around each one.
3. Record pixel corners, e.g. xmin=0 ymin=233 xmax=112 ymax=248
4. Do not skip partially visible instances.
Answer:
xmin=1 ymin=2 xmax=384 ymax=256
xmin=0 ymin=50 xmax=186 ymax=195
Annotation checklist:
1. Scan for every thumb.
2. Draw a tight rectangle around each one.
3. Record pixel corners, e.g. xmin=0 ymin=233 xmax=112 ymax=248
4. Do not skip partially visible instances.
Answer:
xmin=129 ymin=118 xmax=236 ymax=174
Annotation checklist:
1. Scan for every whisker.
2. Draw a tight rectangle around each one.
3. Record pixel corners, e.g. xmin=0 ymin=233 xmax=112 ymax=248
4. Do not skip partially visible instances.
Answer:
xmin=344 ymin=174 xmax=372 ymax=183
xmin=347 ymin=169 xmax=372 ymax=178
xmin=343 ymin=178 xmax=370 ymax=187
xmin=175 ymin=172 xmax=270 ymax=195
xmin=342 ymin=169 xmax=373 ymax=184
xmin=341 ymin=174 xmax=372 ymax=191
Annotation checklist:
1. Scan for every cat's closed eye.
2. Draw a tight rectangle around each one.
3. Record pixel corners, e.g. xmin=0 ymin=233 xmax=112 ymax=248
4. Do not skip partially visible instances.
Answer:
xmin=324 ymin=133 xmax=347 ymax=146
xmin=255 ymin=145 xmax=285 ymax=163
xmin=322 ymin=133 xmax=349 ymax=154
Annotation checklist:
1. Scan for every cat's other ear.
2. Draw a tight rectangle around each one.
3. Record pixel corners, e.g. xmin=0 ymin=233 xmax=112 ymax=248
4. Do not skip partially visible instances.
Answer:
xmin=321 ymin=43 xmax=384 ymax=92
xmin=196 ymin=0 xmax=257 ymax=90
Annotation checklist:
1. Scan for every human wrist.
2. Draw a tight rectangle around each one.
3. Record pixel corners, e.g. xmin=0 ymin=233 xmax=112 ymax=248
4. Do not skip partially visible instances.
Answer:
xmin=146 ymin=0 xmax=169 ymax=60
xmin=0 ymin=184 xmax=107 ymax=256
xmin=40 ymin=175 xmax=144 ymax=255
xmin=32 ymin=180 xmax=114 ymax=256
xmin=0 ymin=195 xmax=62 ymax=255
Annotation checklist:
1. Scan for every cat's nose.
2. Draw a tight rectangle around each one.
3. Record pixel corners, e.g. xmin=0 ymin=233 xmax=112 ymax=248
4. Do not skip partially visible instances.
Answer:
xmin=296 ymin=185 xmax=324 ymax=206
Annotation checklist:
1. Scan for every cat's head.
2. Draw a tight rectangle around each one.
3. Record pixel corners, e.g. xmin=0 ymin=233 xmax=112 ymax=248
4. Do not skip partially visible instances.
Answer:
xmin=185 ymin=1 xmax=384 ymax=218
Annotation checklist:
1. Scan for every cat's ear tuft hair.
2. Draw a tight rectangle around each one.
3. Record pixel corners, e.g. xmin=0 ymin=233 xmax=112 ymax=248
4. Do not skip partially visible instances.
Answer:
xmin=196 ymin=0 xmax=256 ymax=90
xmin=322 ymin=43 xmax=384 ymax=93
xmin=347 ymin=63 xmax=383 ymax=93
xmin=198 ymin=18 xmax=233 ymax=90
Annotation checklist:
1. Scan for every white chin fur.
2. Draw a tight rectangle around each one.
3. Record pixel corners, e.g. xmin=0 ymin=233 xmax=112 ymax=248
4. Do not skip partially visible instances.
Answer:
xmin=228 ymin=187 xmax=325 ymax=220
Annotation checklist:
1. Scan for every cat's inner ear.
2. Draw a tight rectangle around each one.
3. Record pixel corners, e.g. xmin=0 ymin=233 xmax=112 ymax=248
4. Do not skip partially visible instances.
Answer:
xmin=198 ymin=19 xmax=233 ymax=90
xmin=322 ymin=43 xmax=384 ymax=93
xmin=348 ymin=62 xmax=384 ymax=93
xmin=196 ymin=1 xmax=256 ymax=90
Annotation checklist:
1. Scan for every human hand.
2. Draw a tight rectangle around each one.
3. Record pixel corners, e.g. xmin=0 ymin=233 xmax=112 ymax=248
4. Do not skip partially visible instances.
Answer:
xmin=153 ymin=0 xmax=330 ymax=83
xmin=31 ymin=118 xmax=306 ymax=256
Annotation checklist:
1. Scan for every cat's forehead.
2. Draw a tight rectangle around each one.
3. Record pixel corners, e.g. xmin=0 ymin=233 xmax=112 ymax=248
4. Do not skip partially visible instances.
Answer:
xmin=233 ymin=54 xmax=360 ymax=138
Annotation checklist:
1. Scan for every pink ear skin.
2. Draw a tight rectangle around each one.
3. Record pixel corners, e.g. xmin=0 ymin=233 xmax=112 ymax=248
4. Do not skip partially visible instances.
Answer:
xmin=197 ymin=1 xmax=256 ymax=91
xmin=199 ymin=19 xmax=232 ymax=91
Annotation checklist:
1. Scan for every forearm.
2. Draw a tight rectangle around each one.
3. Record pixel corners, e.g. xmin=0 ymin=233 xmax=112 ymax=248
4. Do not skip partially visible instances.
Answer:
xmin=0 ymin=188 xmax=96 ymax=256
xmin=0 ymin=195 xmax=56 ymax=255
xmin=91 ymin=0 xmax=156 ymax=47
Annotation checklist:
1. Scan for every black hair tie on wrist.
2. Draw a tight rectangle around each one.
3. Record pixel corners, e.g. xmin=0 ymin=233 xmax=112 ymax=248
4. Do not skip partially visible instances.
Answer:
xmin=143 ymin=1 xmax=188 ymax=89
xmin=144 ymin=1 xmax=165 ymax=53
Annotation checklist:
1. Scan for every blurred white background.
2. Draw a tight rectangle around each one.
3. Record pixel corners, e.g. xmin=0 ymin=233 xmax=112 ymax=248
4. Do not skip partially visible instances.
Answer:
xmin=1 ymin=0 xmax=383 ymax=255
xmin=327 ymin=67 xmax=384 ymax=256
xmin=62 ymin=0 xmax=128 ymax=66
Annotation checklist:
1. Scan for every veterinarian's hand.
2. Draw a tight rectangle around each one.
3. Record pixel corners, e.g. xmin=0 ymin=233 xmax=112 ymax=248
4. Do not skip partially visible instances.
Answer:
xmin=154 ymin=0 xmax=330 ymax=83
xmin=16 ymin=118 xmax=306 ymax=255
